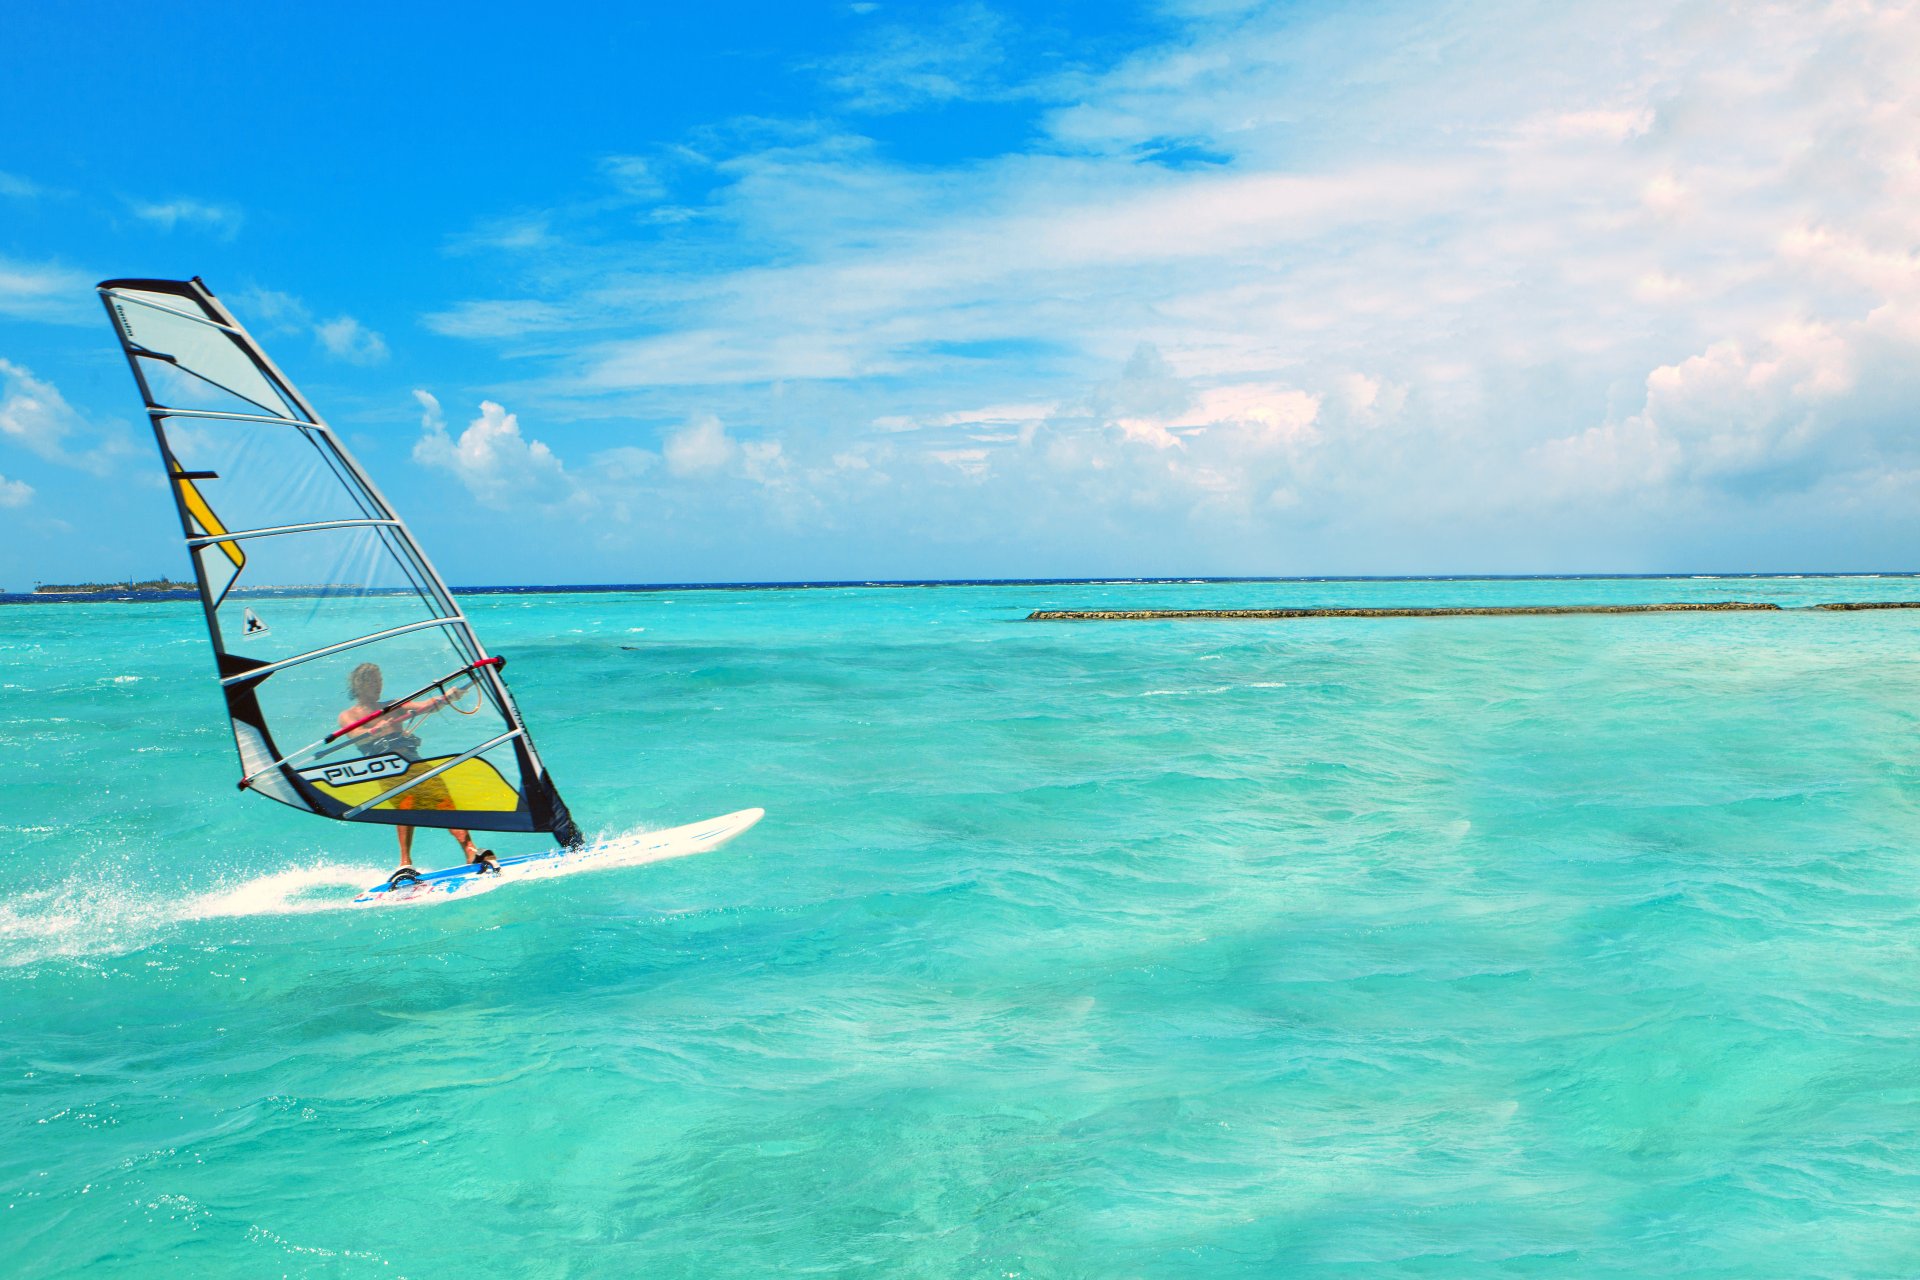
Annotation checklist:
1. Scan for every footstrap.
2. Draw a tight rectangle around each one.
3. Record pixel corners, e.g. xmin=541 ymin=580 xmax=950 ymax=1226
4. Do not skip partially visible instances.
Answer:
xmin=384 ymin=865 xmax=424 ymax=889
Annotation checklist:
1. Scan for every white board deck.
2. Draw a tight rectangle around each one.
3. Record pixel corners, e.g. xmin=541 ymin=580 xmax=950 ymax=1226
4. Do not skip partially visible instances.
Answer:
xmin=350 ymin=807 xmax=765 ymax=907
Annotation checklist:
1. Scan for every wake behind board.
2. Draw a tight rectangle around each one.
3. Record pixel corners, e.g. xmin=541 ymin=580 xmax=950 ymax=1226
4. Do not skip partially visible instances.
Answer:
xmin=352 ymin=808 xmax=764 ymax=907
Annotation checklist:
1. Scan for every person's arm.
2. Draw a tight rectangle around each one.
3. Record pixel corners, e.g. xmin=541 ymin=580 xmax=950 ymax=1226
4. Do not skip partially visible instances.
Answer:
xmin=406 ymin=681 xmax=477 ymax=715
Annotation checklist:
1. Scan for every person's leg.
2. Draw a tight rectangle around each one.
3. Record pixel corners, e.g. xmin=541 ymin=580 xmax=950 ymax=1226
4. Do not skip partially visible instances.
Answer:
xmin=384 ymin=826 xmax=424 ymax=888
xmin=453 ymin=828 xmax=499 ymax=871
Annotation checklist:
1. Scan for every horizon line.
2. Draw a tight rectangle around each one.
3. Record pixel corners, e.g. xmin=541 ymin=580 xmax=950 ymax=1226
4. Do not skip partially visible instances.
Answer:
xmin=8 ymin=569 xmax=1920 ymax=602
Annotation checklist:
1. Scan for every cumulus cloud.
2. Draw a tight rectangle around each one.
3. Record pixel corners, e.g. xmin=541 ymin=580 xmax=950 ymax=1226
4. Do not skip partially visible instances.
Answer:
xmin=411 ymin=391 xmax=576 ymax=510
xmin=0 ymin=359 xmax=134 ymax=475
xmin=663 ymin=415 xmax=739 ymax=476
xmin=0 ymin=473 xmax=32 ymax=507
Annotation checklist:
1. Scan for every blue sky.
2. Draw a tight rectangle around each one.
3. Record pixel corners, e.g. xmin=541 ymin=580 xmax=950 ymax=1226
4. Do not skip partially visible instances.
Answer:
xmin=3 ymin=0 xmax=1917 ymax=586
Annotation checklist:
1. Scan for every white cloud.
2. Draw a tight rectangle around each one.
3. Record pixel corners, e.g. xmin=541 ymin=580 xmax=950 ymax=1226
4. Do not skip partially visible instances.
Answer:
xmin=0 ymin=172 xmax=40 ymax=199
xmin=411 ymin=392 xmax=572 ymax=509
xmin=588 ymin=445 xmax=660 ymax=482
xmin=237 ymin=288 xmax=312 ymax=335
xmin=663 ymin=415 xmax=738 ymax=476
xmin=447 ymin=216 xmax=557 ymax=255
xmin=601 ymin=155 xmax=667 ymax=200
xmin=314 ymin=315 xmax=390 ymax=365
xmin=0 ymin=359 xmax=134 ymax=475
xmin=232 ymin=288 xmax=388 ymax=364
xmin=0 ymin=257 xmax=93 ymax=325
xmin=0 ymin=473 xmax=32 ymax=507
xmin=820 ymin=3 xmax=1016 ymax=113
xmin=129 ymin=198 xmax=243 ymax=237
xmin=420 ymin=299 xmax=573 ymax=340
xmin=414 ymin=0 xmax=1920 ymax=572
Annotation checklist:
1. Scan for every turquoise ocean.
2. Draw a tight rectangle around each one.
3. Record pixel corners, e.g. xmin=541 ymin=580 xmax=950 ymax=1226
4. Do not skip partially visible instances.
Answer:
xmin=6 ymin=575 xmax=1920 ymax=1277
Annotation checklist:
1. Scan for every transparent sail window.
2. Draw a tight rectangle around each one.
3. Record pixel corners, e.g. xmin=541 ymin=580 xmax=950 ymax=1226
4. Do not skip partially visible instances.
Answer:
xmin=109 ymin=293 xmax=297 ymax=418
xmin=207 ymin=524 xmax=453 ymax=664
xmin=156 ymin=417 xmax=383 ymax=534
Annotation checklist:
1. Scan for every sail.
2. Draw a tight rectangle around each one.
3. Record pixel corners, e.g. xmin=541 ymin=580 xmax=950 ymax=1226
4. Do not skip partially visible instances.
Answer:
xmin=97 ymin=277 xmax=583 ymax=846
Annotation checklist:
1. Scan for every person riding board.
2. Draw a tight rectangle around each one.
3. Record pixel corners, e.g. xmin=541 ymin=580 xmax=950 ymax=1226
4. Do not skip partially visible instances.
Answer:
xmin=340 ymin=661 xmax=499 ymax=887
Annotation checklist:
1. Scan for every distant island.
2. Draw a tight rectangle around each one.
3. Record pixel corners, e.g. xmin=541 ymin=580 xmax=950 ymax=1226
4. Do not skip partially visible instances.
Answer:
xmin=33 ymin=578 xmax=193 ymax=595
xmin=22 ymin=579 xmax=353 ymax=598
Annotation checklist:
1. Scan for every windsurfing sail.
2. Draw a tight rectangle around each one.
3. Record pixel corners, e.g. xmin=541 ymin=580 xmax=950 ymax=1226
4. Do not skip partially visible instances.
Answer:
xmin=97 ymin=277 xmax=583 ymax=846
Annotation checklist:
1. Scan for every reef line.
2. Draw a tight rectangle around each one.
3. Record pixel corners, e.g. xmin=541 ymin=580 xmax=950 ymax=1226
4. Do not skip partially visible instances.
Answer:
xmin=1026 ymin=601 xmax=1920 ymax=621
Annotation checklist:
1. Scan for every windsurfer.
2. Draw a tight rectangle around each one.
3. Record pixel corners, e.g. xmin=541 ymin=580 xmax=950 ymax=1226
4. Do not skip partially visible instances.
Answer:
xmin=341 ymin=661 xmax=499 ymax=884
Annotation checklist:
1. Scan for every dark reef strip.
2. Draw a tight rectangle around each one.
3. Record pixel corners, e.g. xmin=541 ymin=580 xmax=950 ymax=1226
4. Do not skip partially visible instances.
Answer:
xmin=1811 ymin=600 xmax=1920 ymax=610
xmin=1025 ymin=601 xmax=1920 ymax=621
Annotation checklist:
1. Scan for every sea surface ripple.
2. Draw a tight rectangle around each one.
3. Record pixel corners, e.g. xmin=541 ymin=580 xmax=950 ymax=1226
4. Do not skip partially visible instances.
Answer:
xmin=5 ymin=576 xmax=1920 ymax=1276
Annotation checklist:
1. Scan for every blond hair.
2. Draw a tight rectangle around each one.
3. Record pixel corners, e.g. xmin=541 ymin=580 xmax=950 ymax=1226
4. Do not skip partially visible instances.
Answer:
xmin=347 ymin=662 xmax=383 ymax=705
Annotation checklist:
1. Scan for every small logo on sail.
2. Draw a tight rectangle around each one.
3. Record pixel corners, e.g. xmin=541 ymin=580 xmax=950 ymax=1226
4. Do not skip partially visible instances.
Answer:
xmin=298 ymin=754 xmax=411 ymax=788
xmin=243 ymin=608 xmax=270 ymax=636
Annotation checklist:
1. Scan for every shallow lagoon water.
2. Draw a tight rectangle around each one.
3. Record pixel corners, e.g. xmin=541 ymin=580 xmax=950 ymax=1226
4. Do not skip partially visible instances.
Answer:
xmin=6 ymin=577 xmax=1920 ymax=1276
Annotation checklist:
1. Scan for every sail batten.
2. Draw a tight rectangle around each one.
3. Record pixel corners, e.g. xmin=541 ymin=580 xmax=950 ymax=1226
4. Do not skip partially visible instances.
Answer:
xmin=99 ymin=276 xmax=584 ymax=847
xmin=150 ymin=408 xmax=316 ymax=427
xmin=215 ymin=615 xmax=471 ymax=685
xmin=189 ymin=517 xmax=404 ymax=548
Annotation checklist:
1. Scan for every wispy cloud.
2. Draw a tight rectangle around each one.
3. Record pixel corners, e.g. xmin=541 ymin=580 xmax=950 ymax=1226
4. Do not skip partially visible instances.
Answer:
xmin=0 ymin=359 xmax=137 ymax=475
xmin=447 ymin=215 xmax=558 ymax=255
xmin=0 ymin=257 xmax=94 ymax=325
xmin=0 ymin=473 xmax=32 ymax=508
xmin=420 ymin=299 xmax=574 ymax=341
xmin=0 ymin=171 xmax=41 ymax=200
xmin=819 ymin=3 xmax=1017 ymax=113
xmin=601 ymin=155 xmax=667 ymax=200
xmin=232 ymin=288 xmax=389 ymax=365
xmin=314 ymin=315 xmax=390 ymax=365
xmin=128 ymin=197 xmax=244 ymax=238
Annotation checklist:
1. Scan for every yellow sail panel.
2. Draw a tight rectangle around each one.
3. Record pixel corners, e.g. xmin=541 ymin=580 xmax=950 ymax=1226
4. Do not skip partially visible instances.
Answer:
xmin=305 ymin=754 xmax=523 ymax=815
xmin=170 ymin=461 xmax=245 ymax=605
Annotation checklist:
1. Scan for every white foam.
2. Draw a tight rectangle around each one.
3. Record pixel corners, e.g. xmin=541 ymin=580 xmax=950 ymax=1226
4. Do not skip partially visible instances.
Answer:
xmin=186 ymin=863 xmax=381 ymax=919
xmin=0 ymin=862 xmax=382 ymax=967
